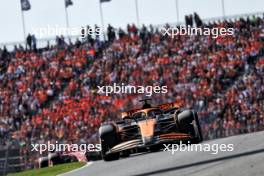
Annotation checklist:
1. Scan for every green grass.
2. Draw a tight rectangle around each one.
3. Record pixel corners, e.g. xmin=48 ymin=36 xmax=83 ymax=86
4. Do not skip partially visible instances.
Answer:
xmin=8 ymin=162 xmax=86 ymax=176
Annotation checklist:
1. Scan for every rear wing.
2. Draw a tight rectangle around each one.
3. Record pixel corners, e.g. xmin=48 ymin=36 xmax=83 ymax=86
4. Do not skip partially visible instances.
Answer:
xmin=121 ymin=108 xmax=141 ymax=119
xmin=157 ymin=102 xmax=181 ymax=110
xmin=121 ymin=101 xmax=181 ymax=119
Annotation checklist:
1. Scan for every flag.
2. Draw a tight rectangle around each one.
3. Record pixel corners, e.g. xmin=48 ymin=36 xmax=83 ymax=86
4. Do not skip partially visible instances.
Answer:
xmin=21 ymin=0 xmax=31 ymax=11
xmin=100 ymin=0 xmax=111 ymax=3
xmin=65 ymin=0 xmax=73 ymax=8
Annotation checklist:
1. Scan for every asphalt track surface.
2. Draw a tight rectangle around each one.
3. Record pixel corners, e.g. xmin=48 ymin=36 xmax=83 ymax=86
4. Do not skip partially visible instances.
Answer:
xmin=62 ymin=131 xmax=264 ymax=176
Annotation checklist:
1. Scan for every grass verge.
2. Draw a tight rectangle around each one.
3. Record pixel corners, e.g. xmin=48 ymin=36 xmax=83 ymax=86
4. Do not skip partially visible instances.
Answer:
xmin=8 ymin=162 xmax=86 ymax=176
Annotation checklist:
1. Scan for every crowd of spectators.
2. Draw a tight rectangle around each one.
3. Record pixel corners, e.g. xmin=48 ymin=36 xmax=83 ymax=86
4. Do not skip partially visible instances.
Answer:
xmin=0 ymin=15 xmax=264 ymax=152
xmin=0 ymin=42 xmax=93 ymax=145
xmin=203 ymin=57 xmax=264 ymax=139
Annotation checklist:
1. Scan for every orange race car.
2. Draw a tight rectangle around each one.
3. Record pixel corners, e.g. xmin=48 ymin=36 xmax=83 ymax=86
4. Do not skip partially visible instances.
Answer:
xmin=98 ymin=99 xmax=203 ymax=161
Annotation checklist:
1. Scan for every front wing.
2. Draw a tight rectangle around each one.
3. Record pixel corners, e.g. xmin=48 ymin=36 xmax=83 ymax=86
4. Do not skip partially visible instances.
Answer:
xmin=106 ymin=132 xmax=192 ymax=154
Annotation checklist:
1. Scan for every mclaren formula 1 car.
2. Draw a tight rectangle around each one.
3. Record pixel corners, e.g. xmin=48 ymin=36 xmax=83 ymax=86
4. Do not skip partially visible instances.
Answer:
xmin=99 ymin=99 xmax=203 ymax=161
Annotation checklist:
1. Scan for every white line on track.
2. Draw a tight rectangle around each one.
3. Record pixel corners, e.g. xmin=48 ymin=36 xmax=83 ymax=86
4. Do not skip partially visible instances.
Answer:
xmin=57 ymin=162 xmax=94 ymax=176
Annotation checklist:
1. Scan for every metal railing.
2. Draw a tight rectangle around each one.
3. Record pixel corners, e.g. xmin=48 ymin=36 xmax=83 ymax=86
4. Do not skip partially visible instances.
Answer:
xmin=0 ymin=145 xmax=25 ymax=176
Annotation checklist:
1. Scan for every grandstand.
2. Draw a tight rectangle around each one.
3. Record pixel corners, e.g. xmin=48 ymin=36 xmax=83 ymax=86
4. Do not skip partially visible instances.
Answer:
xmin=0 ymin=12 xmax=264 ymax=172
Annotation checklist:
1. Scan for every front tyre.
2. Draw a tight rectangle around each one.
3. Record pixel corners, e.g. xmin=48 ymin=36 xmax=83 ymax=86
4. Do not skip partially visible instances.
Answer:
xmin=192 ymin=111 xmax=203 ymax=143
xmin=99 ymin=124 xmax=120 ymax=161
xmin=177 ymin=110 xmax=203 ymax=143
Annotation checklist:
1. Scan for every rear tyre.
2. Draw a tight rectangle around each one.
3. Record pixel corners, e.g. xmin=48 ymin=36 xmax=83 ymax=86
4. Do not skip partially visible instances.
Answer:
xmin=177 ymin=110 xmax=203 ymax=143
xmin=99 ymin=124 xmax=120 ymax=161
xmin=149 ymin=145 xmax=161 ymax=152
xmin=120 ymin=150 xmax=130 ymax=158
